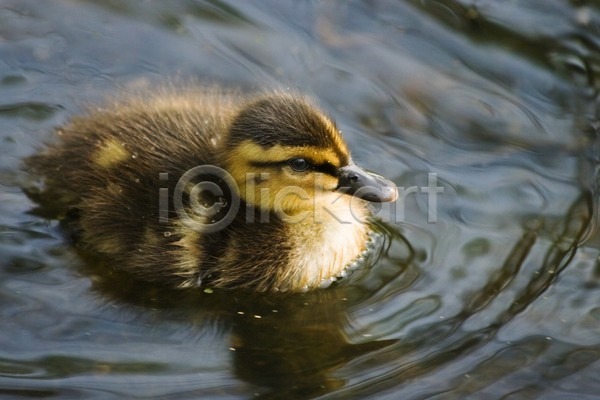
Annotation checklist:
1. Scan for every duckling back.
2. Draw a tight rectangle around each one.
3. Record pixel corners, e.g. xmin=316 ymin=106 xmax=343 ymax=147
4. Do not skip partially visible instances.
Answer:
xmin=28 ymin=90 xmax=239 ymax=286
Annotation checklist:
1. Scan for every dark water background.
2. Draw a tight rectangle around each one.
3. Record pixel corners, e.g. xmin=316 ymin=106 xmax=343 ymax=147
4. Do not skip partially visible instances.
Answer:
xmin=1 ymin=0 xmax=599 ymax=398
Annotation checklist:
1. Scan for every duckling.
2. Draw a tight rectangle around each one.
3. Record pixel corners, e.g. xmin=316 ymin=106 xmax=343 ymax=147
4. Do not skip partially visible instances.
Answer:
xmin=27 ymin=88 xmax=397 ymax=292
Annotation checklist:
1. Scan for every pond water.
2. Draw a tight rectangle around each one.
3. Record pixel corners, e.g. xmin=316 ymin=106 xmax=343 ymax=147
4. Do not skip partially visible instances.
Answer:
xmin=1 ymin=0 xmax=599 ymax=398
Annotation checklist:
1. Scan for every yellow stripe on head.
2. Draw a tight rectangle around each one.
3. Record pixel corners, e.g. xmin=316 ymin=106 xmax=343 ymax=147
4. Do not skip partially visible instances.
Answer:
xmin=316 ymin=112 xmax=349 ymax=159
xmin=233 ymin=141 xmax=342 ymax=168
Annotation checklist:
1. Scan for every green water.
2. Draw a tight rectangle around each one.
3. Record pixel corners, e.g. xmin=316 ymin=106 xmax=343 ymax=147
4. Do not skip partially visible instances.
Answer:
xmin=1 ymin=1 xmax=599 ymax=398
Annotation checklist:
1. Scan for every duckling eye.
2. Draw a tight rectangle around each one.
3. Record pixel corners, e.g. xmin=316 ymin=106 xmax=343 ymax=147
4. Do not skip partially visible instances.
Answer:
xmin=288 ymin=158 xmax=310 ymax=172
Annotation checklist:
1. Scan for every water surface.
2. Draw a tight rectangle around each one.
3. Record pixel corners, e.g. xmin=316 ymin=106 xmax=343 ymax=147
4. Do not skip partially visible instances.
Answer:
xmin=1 ymin=1 xmax=599 ymax=398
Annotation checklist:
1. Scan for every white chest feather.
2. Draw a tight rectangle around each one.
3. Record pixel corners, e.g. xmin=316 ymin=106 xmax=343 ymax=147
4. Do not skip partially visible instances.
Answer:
xmin=281 ymin=193 xmax=370 ymax=290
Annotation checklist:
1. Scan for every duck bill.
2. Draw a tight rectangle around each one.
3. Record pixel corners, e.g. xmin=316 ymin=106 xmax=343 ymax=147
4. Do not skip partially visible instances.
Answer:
xmin=336 ymin=163 xmax=398 ymax=203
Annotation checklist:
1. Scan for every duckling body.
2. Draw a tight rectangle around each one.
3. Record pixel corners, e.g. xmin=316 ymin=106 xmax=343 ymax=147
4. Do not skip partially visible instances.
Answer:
xmin=28 ymin=88 xmax=397 ymax=292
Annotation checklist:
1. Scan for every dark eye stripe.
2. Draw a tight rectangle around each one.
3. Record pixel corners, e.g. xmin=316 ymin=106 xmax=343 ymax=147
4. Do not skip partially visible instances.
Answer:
xmin=248 ymin=160 xmax=339 ymax=177
xmin=313 ymin=162 xmax=338 ymax=176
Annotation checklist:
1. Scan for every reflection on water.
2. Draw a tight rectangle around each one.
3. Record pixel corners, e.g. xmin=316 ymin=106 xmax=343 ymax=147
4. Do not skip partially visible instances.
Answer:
xmin=1 ymin=0 xmax=599 ymax=398
xmin=86 ymin=276 xmax=399 ymax=398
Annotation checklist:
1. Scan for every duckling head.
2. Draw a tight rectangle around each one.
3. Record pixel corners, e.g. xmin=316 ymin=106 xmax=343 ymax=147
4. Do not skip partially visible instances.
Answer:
xmin=222 ymin=94 xmax=398 ymax=219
